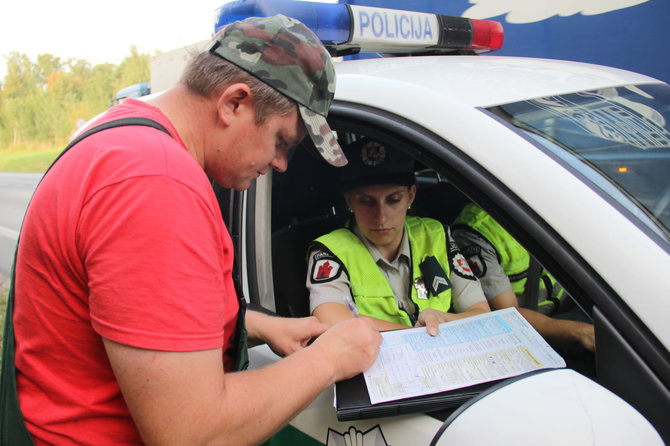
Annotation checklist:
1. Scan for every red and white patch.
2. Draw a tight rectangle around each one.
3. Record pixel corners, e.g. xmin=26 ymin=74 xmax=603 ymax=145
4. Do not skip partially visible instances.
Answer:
xmin=452 ymin=253 xmax=477 ymax=280
xmin=311 ymin=258 xmax=343 ymax=283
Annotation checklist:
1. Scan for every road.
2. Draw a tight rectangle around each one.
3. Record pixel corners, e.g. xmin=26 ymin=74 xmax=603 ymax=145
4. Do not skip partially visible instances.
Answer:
xmin=0 ymin=173 xmax=42 ymax=275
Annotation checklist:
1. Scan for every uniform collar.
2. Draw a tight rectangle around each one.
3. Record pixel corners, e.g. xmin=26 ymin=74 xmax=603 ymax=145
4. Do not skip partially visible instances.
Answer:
xmin=353 ymin=223 xmax=411 ymax=266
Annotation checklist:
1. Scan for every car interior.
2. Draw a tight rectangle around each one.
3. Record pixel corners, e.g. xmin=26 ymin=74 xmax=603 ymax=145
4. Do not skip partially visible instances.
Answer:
xmin=269 ymin=131 xmax=472 ymax=318
xmin=268 ymin=127 xmax=595 ymax=372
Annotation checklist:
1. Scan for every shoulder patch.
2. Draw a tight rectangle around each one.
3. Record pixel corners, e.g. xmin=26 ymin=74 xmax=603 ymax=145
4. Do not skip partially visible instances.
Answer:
xmin=447 ymin=230 xmax=479 ymax=280
xmin=452 ymin=251 xmax=477 ymax=280
xmin=310 ymin=250 xmax=344 ymax=284
xmin=459 ymin=244 xmax=487 ymax=279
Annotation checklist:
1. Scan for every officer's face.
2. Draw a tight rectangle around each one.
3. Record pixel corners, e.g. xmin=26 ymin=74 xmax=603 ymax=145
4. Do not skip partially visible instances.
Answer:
xmin=345 ymin=184 xmax=416 ymax=260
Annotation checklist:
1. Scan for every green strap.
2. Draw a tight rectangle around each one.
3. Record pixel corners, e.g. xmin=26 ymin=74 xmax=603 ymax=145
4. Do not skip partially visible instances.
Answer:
xmin=231 ymin=276 xmax=250 ymax=372
xmin=0 ymin=118 xmax=171 ymax=445
xmin=1 ymin=272 xmax=33 ymax=445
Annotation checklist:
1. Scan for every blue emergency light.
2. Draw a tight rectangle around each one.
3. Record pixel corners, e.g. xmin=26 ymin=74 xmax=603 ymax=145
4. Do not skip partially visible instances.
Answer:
xmin=214 ymin=0 xmax=504 ymax=56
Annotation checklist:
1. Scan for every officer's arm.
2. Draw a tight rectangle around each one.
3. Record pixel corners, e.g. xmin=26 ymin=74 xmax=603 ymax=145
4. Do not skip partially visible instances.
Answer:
xmin=313 ymin=302 xmax=408 ymax=332
xmin=514 ymin=306 xmax=595 ymax=352
xmin=417 ymin=300 xmax=490 ymax=335
xmin=489 ymin=288 xmax=519 ymax=310
xmin=489 ymin=290 xmax=595 ymax=352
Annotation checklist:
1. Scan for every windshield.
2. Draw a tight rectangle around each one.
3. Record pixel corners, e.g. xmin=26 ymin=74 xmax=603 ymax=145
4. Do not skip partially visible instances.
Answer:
xmin=490 ymin=83 xmax=670 ymax=242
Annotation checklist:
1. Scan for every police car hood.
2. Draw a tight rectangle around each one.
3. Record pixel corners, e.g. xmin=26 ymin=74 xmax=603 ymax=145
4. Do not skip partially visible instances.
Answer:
xmin=334 ymin=55 xmax=662 ymax=110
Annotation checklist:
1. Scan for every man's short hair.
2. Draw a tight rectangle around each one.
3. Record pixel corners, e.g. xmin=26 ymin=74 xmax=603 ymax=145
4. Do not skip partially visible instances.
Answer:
xmin=181 ymin=49 xmax=296 ymax=125
xmin=181 ymin=15 xmax=346 ymax=167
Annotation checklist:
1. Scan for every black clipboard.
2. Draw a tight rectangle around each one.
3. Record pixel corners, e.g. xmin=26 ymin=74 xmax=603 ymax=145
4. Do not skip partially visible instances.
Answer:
xmin=335 ymin=373 xmax=501 ymax=421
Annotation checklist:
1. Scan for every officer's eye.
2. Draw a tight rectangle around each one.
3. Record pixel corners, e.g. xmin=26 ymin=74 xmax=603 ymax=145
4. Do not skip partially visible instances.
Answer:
xmin=386 ymin=193 xmax=403 ymax=204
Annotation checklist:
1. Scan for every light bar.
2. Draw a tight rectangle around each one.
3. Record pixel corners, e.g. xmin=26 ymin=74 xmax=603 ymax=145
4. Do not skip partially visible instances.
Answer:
xmin=214 ymin=0 xmax=504 ymax=56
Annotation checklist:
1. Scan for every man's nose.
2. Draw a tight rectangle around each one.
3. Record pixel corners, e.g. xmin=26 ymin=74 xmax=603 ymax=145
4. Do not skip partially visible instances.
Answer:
xmin=271 ymin=152 xmax=289 ymax=173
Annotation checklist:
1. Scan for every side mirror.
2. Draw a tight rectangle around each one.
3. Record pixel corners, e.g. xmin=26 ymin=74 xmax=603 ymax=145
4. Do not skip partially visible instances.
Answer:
xmin=431 ymin=369 xmax=662 ymax=446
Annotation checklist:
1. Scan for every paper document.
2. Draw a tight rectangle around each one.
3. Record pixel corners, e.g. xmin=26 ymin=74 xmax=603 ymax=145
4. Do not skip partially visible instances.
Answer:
xmin=363 ymin=308 xmax=566 ymax=404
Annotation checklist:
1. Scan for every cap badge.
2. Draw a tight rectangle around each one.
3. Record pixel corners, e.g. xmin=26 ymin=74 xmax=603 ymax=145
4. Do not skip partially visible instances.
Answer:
xmin=360 ymin=141 xmax=386 ymax=166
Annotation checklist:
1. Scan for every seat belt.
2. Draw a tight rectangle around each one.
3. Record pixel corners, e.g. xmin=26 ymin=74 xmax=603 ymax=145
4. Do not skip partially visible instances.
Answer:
xmin=0 ymin=117 xmax=170 ymax=445
xmin=522 ymin=256 xmax=542 ymax=312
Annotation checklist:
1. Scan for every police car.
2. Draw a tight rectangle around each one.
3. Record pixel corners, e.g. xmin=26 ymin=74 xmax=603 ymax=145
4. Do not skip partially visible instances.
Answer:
xmin=208 ymin=1 xmax=670 ymax=444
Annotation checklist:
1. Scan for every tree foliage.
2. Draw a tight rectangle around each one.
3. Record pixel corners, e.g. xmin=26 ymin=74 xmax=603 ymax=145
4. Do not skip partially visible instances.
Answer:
xmin=0 ymin=47 xmax=151 ymax=150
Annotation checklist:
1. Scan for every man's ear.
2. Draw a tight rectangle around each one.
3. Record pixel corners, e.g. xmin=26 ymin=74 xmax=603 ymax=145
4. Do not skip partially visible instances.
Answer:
xmin=216 ymin=83 xmax=252 ymax=126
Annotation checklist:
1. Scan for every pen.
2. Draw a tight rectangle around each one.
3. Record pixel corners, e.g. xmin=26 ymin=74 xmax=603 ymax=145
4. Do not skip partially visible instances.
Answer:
xmin=343 ymin=295 xmax=360 ymax=318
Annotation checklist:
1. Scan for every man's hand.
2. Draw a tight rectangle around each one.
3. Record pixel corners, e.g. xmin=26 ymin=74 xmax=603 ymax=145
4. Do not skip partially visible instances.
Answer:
xmin=309 ymin=318 xmax=382 ymax=382
xmin=247 ymin=311 xmax=330 ymax=357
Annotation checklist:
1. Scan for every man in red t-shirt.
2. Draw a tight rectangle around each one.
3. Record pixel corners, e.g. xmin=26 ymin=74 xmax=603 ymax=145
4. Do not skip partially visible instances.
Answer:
xmin=9 ymin=15 xmax=381 ymax=445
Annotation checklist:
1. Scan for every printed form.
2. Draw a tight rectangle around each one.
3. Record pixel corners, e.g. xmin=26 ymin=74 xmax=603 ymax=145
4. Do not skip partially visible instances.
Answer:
xmin=364 ymin=307 xmax=566 ymax=404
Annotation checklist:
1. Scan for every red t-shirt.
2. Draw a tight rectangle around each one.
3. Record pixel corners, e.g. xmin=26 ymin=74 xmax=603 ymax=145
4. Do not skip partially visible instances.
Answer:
xmin=13 ymin=99 xmax=240 ymax=445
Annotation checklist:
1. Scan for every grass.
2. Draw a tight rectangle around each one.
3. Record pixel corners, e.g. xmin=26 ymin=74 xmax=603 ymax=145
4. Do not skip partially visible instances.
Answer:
xmin=0 ymin=149 xmax=61 ymax=173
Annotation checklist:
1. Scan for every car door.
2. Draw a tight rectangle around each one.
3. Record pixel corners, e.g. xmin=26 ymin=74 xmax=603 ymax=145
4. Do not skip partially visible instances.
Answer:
xmin=218 ymin=94 xmax=670 ymax=443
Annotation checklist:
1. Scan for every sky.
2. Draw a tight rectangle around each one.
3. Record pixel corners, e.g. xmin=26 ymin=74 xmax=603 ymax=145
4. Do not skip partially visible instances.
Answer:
xmin=0 ymin=0 xmax=652 ymax=80
xmin=0 ymin=0 xmax=229 ymax=80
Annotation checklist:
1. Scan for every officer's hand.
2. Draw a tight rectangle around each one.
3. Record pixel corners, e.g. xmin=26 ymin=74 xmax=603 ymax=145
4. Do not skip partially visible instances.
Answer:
xmin=417 ymin=302 xmax=490 ymax=336
xmin=416 ymin=308 xmax=448 ymax=336
xmin=577 ymin=322 xmax=596 ymax=353
xmin=310 ymin=318 xmax=381 ymax=382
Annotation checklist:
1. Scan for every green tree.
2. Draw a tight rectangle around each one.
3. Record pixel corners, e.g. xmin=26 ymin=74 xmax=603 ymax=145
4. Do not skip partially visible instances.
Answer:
xmin=115 ymin=45 xmax=150 ymax=91
xmin=0 ymin=52 xmax=44 ymax=146
xmin=0 ymin=48 xmax=150 ymax=152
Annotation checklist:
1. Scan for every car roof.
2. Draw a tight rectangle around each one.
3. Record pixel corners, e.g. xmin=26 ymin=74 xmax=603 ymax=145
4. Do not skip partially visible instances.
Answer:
xmin=334 ymin=55 xmax=663 ymax=108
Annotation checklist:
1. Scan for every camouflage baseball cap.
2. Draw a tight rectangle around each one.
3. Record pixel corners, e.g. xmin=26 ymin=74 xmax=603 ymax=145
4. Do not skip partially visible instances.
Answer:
xmin=209 ymin=14 xmax=346 ymax=167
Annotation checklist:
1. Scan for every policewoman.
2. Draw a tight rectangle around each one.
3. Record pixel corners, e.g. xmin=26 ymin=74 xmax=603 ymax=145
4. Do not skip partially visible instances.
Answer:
xmin=306 ymin=138 xmax=490 ymax=335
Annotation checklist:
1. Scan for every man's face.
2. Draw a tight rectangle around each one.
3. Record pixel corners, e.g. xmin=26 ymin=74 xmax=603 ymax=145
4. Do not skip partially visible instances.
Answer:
xmin=207 ymin=106 xmax=305 ymax=191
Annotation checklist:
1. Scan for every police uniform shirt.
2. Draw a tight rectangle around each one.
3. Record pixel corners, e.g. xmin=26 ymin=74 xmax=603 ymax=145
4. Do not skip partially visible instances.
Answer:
xmin=451 ymin=227 xmax=562 ymax=304
xmin=307 ymin=225 xmax=486 ymax=317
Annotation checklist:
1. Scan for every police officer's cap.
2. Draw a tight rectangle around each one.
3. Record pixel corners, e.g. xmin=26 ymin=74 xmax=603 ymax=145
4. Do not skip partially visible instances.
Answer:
xmin=339 ymin=137 xmax=415 ymax=192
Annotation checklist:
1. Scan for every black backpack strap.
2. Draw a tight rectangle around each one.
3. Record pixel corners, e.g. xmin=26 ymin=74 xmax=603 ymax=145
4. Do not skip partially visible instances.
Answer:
xmin=0 ymin=117 xmax=171 ymax=446
xmin=47 ymin=117 xmax=170 ymax=176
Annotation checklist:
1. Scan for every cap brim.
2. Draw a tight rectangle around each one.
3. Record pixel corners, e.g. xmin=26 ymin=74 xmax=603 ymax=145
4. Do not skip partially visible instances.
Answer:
xmin=299 ymin=105 xmax=347 ymax=167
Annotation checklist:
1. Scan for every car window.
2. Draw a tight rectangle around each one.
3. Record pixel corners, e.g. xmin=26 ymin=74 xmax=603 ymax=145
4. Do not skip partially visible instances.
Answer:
xmin=489 ymin=83 xmax=670 ymax=243
xmin=268 ymin=128 xmax=459 ymax=317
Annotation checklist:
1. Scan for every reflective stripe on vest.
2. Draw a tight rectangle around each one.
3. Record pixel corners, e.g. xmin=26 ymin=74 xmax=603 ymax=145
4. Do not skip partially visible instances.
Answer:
xmin=454 ymin=204 xmax=530 ymax=295
xmin=315 ymin=216 xmax=452 ymax=326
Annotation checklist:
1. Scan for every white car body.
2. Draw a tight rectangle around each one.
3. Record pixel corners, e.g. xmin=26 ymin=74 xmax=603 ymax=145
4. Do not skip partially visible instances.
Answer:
xmin=231 ymin=55 xmax=670 ymax=445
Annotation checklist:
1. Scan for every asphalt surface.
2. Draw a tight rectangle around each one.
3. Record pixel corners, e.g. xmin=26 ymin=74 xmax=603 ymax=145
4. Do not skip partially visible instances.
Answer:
xmin=0 ymin=172 xmax=42 ymax=275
